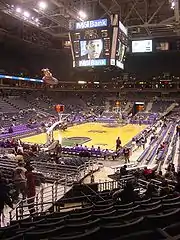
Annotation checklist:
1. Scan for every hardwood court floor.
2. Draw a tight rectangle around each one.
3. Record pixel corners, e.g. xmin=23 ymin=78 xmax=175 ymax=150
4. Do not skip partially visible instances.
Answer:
xmin=21 ymin=122 xmax=146 ymax=150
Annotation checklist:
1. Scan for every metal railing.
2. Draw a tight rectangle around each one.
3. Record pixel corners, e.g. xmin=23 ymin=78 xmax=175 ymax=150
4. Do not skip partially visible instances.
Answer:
xmin=9 ymin=159 xmax=99 ymax=221
xmin=9 ymin=178 xmax=69 ymax=221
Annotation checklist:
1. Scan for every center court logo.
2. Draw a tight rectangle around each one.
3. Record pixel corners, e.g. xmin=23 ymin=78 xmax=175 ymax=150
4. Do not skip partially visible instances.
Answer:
xmin=88 ymin=130 xmax=106 ymax=133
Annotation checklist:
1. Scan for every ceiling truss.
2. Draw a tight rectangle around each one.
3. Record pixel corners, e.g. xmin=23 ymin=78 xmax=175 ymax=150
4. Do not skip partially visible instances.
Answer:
xmin=0 ymin=0 xmax=179 ymax=41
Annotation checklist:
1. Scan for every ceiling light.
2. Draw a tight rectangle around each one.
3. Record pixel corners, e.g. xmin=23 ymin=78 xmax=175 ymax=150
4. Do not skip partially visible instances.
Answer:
xmin=23 ymin=11 xmax=30 ymax=18
xmin=16 ymin=7 xmax=22 ymax=13
xmin=38 ymin=1 xmax=47 ymax=10
xmin=78 ymin=10 xmax=87 ymax=20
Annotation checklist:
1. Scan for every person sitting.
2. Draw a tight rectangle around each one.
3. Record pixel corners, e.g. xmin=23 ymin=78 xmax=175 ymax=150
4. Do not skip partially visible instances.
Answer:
xmin=156 ymin=170 xmax=164 ymax=181
xmin=120 ymin=165 xmax=127 ymax=176
xmin=143 ymin=167 xmax=153 ymax=180
xmin=113 ymin=181 xmax=136 ymax=203
xmin=144 ymin=183 xmax=157 ymax=199
xmin=160 ymin=180 xmax=170 ymax=196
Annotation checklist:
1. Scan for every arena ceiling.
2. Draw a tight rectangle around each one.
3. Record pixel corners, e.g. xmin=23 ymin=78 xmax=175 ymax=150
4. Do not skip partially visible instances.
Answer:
xmin=0 ymin=0 xmax=179 ymax=41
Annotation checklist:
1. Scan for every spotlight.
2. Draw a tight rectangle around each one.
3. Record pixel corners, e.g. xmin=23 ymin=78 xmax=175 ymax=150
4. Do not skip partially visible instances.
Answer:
xmin=16 ymin=7 xmax=22 ymax=13
xmin=23 ymin=11 xmax=30 ymax=18
xmin=78 ymin=10 xmax=87 ymax=20
xmin=38 ymin=1 xmax=47 ymax=10
xmin=35 ymin=18 xmax=39 ymax=22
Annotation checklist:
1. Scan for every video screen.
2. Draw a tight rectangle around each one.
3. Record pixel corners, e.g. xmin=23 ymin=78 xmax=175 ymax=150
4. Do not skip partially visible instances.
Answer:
xmin=80 ymin=39 xmax=103 ymax=60
xmin=132 ymin=40 xmax=152 ymax=53
xmin=117 ymin=40 xmax=126 ymax=62
xmin=156 ymin=42 xmax=169 ymax=51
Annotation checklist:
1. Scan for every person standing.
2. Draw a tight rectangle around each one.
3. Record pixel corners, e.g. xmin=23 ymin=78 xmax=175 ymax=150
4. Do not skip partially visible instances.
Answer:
xmin=116 ymin=137 xmax=121 ymax=152
xmin=0 ymin=173 xmax=13 ymax=226
xmin=26 ymin=166 xmax=36 ymax=216
xmin=123 ymin=147 xmax=130 ymax=164
xmin=14 ymin=161 xmax=27 ymax=200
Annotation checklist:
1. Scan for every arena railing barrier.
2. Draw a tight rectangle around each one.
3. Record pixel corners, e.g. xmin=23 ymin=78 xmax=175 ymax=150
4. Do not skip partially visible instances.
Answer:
xmin=9 ymin=177 xmax=69 ymax=221
xmin=9 ymin=159 xmax=99 ymax=221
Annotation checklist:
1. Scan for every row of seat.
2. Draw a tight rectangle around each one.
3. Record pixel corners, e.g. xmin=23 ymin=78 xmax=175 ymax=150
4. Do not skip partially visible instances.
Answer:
xmin=1 ymin=194 xmax=180 ymax=240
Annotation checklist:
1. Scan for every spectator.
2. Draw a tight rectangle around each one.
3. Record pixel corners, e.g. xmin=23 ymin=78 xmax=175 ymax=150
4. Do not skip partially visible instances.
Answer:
xmin=14 ymin=161 xmax=27 ymax=200
xmin=90 ymin=174 xmax=95 ymax=183
xmin=160 ymin=180 xmax=170 ymax=196
xmin=0 ymin=173 xmax=13 ymax=226
xmin=120 ymin=165 xmax=127 ymax=176
xmin=113 ymin=181 xmax=136 ymax=203
xmin=116 ymin=137 xmax=121 ymax=151
xmin=123 ymin=147 xmax=130 ymax=163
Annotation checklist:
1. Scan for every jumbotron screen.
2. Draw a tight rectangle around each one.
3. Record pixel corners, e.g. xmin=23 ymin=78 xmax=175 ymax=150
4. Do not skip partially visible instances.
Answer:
xmin=69 ymin=15 xmax=128 ymax=69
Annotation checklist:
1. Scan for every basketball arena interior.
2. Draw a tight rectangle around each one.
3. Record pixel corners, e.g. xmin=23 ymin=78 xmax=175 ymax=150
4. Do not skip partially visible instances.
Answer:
xmin=0 ymin=0 xmax=180 ymax=239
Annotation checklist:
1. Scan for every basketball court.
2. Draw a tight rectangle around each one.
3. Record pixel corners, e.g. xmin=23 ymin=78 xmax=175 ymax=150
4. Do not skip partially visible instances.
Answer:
xmin=21 ymin=123 xmax=146 ymax=150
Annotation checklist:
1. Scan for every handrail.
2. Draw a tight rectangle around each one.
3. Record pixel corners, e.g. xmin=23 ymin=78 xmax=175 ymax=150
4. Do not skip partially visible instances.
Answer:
xmin=9 ymin=159 xmax=98 ymax=221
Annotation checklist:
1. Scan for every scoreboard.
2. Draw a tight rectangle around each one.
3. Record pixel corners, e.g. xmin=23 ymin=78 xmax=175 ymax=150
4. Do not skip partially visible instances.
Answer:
xmin=69 ymin=15 xmax=128 ymax=69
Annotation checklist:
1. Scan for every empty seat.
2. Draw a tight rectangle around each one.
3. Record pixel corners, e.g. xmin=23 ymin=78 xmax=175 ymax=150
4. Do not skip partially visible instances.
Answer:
xmin=114 ymin=202 xmax=133 ymax=209
xmin=2 ymin=233 xmax=23 ymax=240
xmin=101 ymin=217 xmax=145 ymax=239
xmin=112 ymin=229 xmax=169 ymax=240
xmin=146 ymin=208 xmax=180 ymax=228
xmin=49 ymin=226 xmax=100 ymax=240
xmin=24 ymin=226 xmax=64 ymax=240
xmin=134 ymin=204 xmax=162 ymax=217
xmin=141 ymin=200 xmax=161 ymax=208
xmin=163 ymin=222 xmax=180 ymax=236
xmin=100 ymin=211 xmax=132 ymax=225
xmin=163 ymin=202 xmax=180 ymax=210
xmin=162 ymin=196 xmax=180 ymax=203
